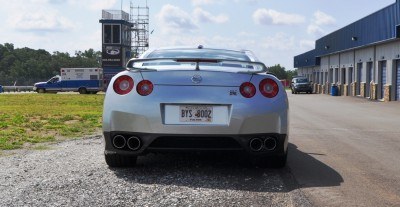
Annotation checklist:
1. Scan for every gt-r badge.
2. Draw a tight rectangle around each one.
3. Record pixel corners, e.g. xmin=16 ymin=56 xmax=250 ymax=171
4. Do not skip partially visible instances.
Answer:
xmin=230 ymin=90 xmax=237 ymax=96
xmin=191 ymin=75 xmax=202 ymax=84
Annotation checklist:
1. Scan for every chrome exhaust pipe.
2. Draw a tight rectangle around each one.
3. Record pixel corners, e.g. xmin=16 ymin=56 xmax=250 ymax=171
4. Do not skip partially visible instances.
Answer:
xmin=249 ymin=138 xmax=263 ymax=152
xmin=264 ymin=137 xmax=277 ymax=151
xmin=112 ymin=135 xmax=126 ymax=149
xmin=127 ymin=136 xmax=141 ymax=151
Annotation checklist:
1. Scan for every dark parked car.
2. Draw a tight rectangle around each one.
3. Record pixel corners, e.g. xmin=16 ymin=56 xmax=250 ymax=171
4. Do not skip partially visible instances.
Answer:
xmin=290 ymin=77 xmax=312 ymax=94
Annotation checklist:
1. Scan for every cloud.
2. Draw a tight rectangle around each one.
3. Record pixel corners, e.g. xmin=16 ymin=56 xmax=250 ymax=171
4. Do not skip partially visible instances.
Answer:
xmin=253 ymin=9 xmax=305 ymax=26
xmin=156 ymin=4 xmax=198 ymax=34
xmin=234 ymin=0 xmax=260 ymax=3
xmin=193 ymin=8 xmax=229 ymax=24
xmin=313 ymin=10 xmax=336 ymax=26
xmin=68 ymin=0 xmax=117 ymax=11
xmin=261 ymin=33 xmax=295 ymax=51
xmin=192 ymin=0 xmax=220 ymax=6
xmin=307 ymin=24 xmax=324 ymax=36
xmin=8 ymin=10 xmax=75 ymax=32
xmin=299 ymin=40 xmax=315 ymax=50
xmin=307 ymin=10 xmax=336 ymax=36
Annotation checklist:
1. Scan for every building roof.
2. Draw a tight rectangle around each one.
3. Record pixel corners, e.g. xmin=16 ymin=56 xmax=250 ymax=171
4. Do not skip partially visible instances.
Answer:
xmin=294 ymin=1 xmax=400 ymax=68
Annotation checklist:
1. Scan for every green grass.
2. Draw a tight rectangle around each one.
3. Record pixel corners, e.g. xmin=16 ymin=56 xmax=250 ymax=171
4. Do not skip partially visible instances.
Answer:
xmin=0 ymin=94 xmax=104 ymax=150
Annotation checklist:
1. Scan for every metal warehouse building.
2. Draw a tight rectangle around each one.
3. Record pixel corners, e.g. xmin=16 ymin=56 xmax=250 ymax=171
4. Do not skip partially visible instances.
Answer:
xmin=294 ymin=0 xmax=400 ymax=102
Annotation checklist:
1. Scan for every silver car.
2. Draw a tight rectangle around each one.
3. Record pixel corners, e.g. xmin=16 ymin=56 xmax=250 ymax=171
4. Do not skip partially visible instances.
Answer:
xmin=102 ymin=46 xmax=289 ymax=168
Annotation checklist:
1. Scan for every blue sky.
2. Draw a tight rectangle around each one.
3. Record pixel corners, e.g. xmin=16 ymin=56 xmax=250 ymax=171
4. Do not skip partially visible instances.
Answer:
xmin=0 ymin=0 xmax=395 ymax=69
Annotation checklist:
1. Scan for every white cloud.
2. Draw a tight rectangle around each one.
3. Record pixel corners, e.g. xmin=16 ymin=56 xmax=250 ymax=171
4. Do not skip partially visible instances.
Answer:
xmin=314 ymin=10 xmax=336 ymax=26
xmin=193 ymin=8 xmax=229 ymax=24
xmin=70 ymin=0 xmax=117 ymax=11
xmin=8 ymin=10 xmax=75 ymax=32
xmin=156 ymin=4 xmax=198 ymax=34
xmin=261 ymin=33 xmax=295 ymax=51
xmin=253 ymin=9 xmax=305 ymax=26
xmin=299 ymin=40 xmax=315 ymax=50
xmin=192 ymin=0 xmax=220 ymax=6
xmin=307 ymin=10 xmax=336 ymax=37
xmin=307 ymin=24 xmax=324 ymax=36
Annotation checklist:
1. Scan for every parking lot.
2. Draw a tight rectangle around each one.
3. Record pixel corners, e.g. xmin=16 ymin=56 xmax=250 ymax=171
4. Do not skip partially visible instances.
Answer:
xmin=0 ymin=93 xmax=399 ymax=206
xmin=288 ymin=92 xmax=400 ymax=206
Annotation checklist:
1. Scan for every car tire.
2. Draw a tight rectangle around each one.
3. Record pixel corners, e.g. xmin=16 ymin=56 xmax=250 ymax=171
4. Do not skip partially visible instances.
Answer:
xmin=38 ymin=88 xmax=46 ymax=93
xmin=105 ymin=153 xmax=137 ymax=168
xmin=78 ymin=87 xmax=87 ymax=94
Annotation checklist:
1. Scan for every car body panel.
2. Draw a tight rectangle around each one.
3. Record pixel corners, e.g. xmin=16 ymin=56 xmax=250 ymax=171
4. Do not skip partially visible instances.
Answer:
xmin=103 ymin=70 xmax=288 ymax=135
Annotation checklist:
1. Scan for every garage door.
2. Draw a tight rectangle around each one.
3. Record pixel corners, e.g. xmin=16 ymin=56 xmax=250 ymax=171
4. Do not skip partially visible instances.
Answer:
xmin=366 ymin=62 xmax=373 ymax=97
xmin=381 ymin=62 xmax=387 ymax=99
xmin=396 ymin=61 xmax=400 ymax=101
xmin=357 ymin=64 xmax=362 ymax=95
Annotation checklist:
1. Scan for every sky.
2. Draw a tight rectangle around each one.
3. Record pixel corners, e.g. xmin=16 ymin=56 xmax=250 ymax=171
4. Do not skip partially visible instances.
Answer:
xmin=0 ymin=0 xmax=396 ymax=70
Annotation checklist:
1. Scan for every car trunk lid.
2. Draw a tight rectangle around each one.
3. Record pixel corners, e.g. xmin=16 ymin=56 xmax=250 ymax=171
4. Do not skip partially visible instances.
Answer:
xmin=139 ymin=70 xmax=252 ymax=86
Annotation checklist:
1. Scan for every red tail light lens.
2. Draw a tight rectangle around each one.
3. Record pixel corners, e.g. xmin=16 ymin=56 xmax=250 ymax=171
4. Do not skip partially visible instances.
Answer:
xmin=137 ymin=80 xmax=153 ymax=96
xmin=113 ymin=75 xmax=134 ymax=95
xmin=259 ymin=78 xmax=279 ymax=98
xmin=240 ymin=82 xmax=256 ymax=98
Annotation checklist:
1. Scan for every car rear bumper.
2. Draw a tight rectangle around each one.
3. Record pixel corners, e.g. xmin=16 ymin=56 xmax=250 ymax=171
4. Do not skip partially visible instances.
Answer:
xmin=103 ymin=131 xmax=288 ymax=156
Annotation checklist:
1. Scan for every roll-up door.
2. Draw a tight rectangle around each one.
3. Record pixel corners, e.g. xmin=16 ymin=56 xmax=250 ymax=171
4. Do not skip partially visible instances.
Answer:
xmin=366 ymin=62 xmax=373 ymax=97
xmin=380 ymin=62 xmax=387 ymax=99
xmin=357 ymin=64 xmax=362 ymax=95
xmin=396 ymin=60 xmax=400 ymax=101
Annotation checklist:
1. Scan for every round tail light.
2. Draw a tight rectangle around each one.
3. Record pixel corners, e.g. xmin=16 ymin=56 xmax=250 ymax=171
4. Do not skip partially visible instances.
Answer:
xmin=113 ymin=75 xmax=134 ymax=95
xmin=259 ymin=78 xmax=279 ymax=98
xmin=240 ymin=82 xmax=256 ymax=98
xmin=137 ymin=80 xmax=153 ymax=96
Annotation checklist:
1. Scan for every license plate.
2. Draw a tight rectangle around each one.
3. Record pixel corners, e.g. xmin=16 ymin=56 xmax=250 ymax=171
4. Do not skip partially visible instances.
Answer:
xmin=179 ymin=105 xmax=213 ymax=123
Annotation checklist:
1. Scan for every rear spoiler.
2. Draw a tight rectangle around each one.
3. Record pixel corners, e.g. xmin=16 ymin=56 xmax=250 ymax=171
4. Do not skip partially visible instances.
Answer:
xmin=126 ymin=58 xmax=268 ymax=74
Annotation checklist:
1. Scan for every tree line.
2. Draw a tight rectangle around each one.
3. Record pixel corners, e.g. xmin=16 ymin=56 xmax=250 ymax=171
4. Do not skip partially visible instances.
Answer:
xmin=268 ymin=64 xmax=297 ymax=81
xmin=0 ymin=43 xmax=101 ymax=86
xmin=0 ymin=43 xmax=297 ymax=86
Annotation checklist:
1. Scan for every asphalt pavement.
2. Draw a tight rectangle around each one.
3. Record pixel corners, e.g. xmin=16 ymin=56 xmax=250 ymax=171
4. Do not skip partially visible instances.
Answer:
xmin=287 ymin=92 xmax=400 ymax=206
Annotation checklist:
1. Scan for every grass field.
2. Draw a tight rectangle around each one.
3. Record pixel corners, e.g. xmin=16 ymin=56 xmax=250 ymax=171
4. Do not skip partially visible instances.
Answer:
xmin=0 ymin=94 xmax=104 ymax=150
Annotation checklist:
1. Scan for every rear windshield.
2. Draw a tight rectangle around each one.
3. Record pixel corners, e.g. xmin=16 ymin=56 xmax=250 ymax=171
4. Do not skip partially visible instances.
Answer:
xmin=146 ymin=49 xmax=251 ymax=61
xmin=295 ymin=78 xmax=308 ymax=83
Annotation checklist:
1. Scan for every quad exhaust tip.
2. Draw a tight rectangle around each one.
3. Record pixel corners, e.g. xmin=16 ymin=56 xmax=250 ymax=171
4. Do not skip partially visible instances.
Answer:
xmin=112 ymin=135 xmax=142 ymax=151
xmin=264 ymin=137 xmax=277 ymax=151
xmin=112 ymin=135 xmax=126 ymax=149
xmin=249 ymin=137 xmax=277 ymax=152
xmin=127 ymin=136 xmax=141 ymax=151
xmin=249 ymin=138 xmax=263 ymax=151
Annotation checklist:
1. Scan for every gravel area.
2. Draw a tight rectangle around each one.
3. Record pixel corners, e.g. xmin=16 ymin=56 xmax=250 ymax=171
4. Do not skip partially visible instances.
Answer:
xmin=0 ymin=136 xmax=309 ymax=207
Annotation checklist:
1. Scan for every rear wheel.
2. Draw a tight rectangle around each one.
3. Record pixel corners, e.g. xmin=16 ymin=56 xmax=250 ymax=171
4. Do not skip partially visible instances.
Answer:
xmin=105 ymin=153 xmax=137 ymax=168
xmin=78 ymin=87 xmax=87 ymax=94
